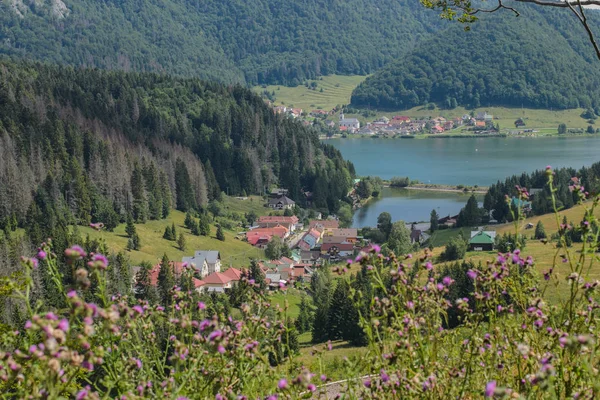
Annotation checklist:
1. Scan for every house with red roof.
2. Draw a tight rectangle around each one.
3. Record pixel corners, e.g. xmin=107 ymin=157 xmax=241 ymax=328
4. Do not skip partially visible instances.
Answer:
xmin=145 ymin=261 xmax=190 ymax=286
xmin=431 ymin=125 xmax=445 ymax=134
xmin=246 ymin=225 xmax=290 ymax=248
xmin=256 ymin=216 xmax=299 ymax=232
xmin=202 ymin=272 xmax=233 ymax=292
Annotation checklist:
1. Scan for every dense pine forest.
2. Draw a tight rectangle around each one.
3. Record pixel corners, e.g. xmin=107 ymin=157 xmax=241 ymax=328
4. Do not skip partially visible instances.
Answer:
xmin=0 ymin=0 xmax=440 ymax=85
xmin=0 ymin=60 xmax=354 ymax=246
xmin=351 ymin=5 xmax=600 ymax=111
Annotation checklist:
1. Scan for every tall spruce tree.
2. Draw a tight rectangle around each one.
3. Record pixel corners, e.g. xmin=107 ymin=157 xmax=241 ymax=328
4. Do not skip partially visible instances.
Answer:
xmin=157 ymin=253 xmax=175 ymax=306
xmin=131 ymin=161 xmax=148 ymax=223
xmin=216 ymin=225 xmax=225 ymax=241
xmin=295 ymin=295 xmax=313 ymax=334
xmin=175 ymin=158 xmax=196 ymax=211
xmin=430 ymin=209 xmax=440 ymax=232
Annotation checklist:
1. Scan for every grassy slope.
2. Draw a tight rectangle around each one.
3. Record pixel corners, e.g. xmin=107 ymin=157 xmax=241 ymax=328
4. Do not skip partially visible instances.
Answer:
xmin=80 ymin=197 xmax=269 ymax=268
xmin=254 ymin=74 xmax=592 ymax=132
xmin=431 ymin=202 xmax=600 ymax=302
xmin=253 ymin=75 xmax=367 ymax=111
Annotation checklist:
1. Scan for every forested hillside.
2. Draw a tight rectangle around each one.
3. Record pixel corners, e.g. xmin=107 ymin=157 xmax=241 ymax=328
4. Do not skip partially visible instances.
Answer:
xmin=0 ymin=61 xmax=354 ymax=244
xmin=0 ymin=0 xmax=440 ymax=85
xmin=351 ymin=6 xmax=600 ymax=111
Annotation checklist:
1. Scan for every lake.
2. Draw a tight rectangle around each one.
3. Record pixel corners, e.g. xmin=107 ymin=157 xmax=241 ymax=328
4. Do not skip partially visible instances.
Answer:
xmin=353 ymin=187 xmax=483 ymax=228
xmin=325 ymin=137 xmax=600 ymax=227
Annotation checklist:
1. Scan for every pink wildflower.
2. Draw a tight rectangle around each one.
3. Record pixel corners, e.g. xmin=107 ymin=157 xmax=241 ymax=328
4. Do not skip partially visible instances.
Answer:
xmin=484 ymin=381 xmax=497 ymax=397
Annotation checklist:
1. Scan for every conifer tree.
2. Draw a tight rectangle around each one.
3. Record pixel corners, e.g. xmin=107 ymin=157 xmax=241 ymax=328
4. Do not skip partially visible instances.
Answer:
xmin=171 ymin=223 xmax=177 ymax=240
xmin=131 ymin=161 xmax=148 ymax=222
xmin=157 ymin=253 xmax=175 ymax=306
xmin=199 ymin=216 xmax=211 ymax=236
xmin=191 ymin=220 xmax=201 ymax=236
xmin=159 ymin=171 xmax=171 ymax=218
xmin=311 ymin=268 xmax=332 ymax=343
xmin=125 ymin=213 xmax=136 ymax=238
xmin=249 ymin=260 xmax=266 ymax=291
xmin=295 ymin=295 xmax=313 ymax=334
xmin=163 ymin=225 xmax=174 ymax=240
xmin=178 ymin=232 xmax=186 ymax=251
xmin=175 ymin=158 xmax=196 ymax=211
xmin=184 ymin=212 xmax=194 ymax=229
xmin=535 ymin=221 xmax=546 ymax=239
xmin=430 ymin=209 xmax=440 ymax=232
xmin=216 ymin=225 xmax=225 ymax=241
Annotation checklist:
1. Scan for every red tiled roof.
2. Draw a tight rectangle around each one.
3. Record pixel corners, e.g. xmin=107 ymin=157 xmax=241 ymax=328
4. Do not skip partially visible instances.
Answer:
xmin=203 ymin=272 xmax=233 ymax=285
xmin=280 ymin=257 xmax=295 ymax=264
xmin=223 ymin=268 xmax=243 ymax=281
xmin=193 ymin=278 xmax=205 ymax=288
xmin=247 ymin=234 xmax=272 ymax=246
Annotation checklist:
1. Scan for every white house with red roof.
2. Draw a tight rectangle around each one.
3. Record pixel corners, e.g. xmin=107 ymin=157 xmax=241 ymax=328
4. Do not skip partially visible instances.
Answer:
xmin=201 ymin=267 xmax=244 ymax=293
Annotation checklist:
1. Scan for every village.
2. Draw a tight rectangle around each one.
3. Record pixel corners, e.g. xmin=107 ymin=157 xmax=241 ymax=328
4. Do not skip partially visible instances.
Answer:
xmin=270 ymin=104 xmax=501 ymax=136
xmin=134 ymin=186 xmax=515 ymax=294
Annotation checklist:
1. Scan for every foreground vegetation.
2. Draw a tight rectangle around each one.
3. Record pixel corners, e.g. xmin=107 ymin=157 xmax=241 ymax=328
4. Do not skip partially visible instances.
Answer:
xmin=1 ymin=167 xmax=600 ymax=398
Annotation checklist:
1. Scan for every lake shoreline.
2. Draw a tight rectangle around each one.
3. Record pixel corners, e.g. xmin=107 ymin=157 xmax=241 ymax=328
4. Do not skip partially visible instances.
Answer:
xmin=320 ymin=133 xmax=599 ymax=140
xmin=404 ymin=185 xmax=488 ymax=194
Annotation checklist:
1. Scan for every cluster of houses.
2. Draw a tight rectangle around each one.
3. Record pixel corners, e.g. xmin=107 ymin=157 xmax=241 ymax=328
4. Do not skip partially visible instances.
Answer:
xmin=246 ymin=215 xmax=300 ymax=247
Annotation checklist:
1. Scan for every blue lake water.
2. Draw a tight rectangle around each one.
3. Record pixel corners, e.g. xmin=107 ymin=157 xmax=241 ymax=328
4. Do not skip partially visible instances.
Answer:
xmin=325 ymin=137 xmax=600 ymax=227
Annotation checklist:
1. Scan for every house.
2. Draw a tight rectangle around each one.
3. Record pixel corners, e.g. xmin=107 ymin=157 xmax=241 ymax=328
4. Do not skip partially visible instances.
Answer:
xmin=268 ymin=195 xmax=296 ymax=210
xmin=443 ymin=121 xmax=454 ymax=131
xmin=309 ymin=219 xmax=339 ymax=231
xmin=298 ymin=228 xmax=322 ymax=251
xmin=202 ymin=272 xmax=233 ymax=292
xmin=273 ymin=106 xmax=287 ymax=114
xmin=410 ymin=229 xmax=430 ymax=244
xmin=256 ymin=216 xmax=300 ymax=232
xmin=246 ymin=225 xmax=290 ymax=247
xmin=431 ymin=125 xmax=445 ymax=134
xmin=325 ymin=120 xmax=336 ymax=128
xmin=182 ymin=250 xmax=221 ymax=276
xmin=468 ymin=231 xmax=496 ymax=251
xmin=300 ymin=250 xmax=322 ymax=264
xmin=438 ymin=215 xmax=458 ymax=228
xmin=322 ymin=228 xmax=358 ymax=243
xmin=266 ymin=256 xmax=295 ymax=271
xmin=476 ymin=112 xmax=493 ymax=122
xmin=270 ymin=188 xmax=289 ymax=198
xmin=338 ymin=113 xmax=360 ymax=131
xmin=290 ymin=108 xmax=303 ymax=118
xmin=321 ymin=243 xmax=355 ymax=258
xmin=475 ymin=120 xmax=486 ymax=128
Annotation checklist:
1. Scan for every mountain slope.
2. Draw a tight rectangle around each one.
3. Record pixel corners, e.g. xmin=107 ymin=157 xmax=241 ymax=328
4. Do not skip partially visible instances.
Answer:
xmin=0 ymin=0 xmax=441 ymax=85
xmin=350 ymin=6 xmax=600 ymax=110
xmin=0 ymin=61 xmax=354 ymax=241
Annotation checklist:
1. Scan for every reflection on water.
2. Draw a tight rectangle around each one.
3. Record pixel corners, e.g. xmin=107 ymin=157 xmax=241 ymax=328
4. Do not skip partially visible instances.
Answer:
xmin=353 ymin=188 xmax=483 ymax=228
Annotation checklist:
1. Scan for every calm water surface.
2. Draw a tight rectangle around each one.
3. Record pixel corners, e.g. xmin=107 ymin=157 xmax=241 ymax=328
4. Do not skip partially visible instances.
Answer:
xmin=353 ymin=188 xmax=483 ymax=228
xmin=325 ymin=137 xmax=600 ymax=227
xmin=327 ymin=137 xmax=600 ymax=185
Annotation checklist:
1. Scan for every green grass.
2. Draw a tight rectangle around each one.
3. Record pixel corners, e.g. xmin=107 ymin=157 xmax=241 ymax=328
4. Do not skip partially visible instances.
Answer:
xmin=267 ymin=289 xmax=304 ymax=319
xmin=221 ymin=195 xmax=271 ymax=217
xmin=253 ymin=75 xmax=367 ymax=111
xmin=79 ymin=209 xmax=264 ymax=268
xmin=429 ymin=227 xmax=473 ymax=247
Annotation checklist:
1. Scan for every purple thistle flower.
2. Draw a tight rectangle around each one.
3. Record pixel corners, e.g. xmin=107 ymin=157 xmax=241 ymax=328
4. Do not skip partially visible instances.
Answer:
xmin=28 ymin=344 xmax=38 ymax=354
xmin=320 ymin=374 xmax=327 ymax=382
xmin=132 ymin=305 xmax=144 ymax=315
xmin=307 ymin=384 xmax=316 ymax=392
xmin=364 ymin=379 xmax=371 ymax=388
xmin=371 ymin=244 xmax=381 ymax=253
xmin=425 ymin=262 xmax=433 ymax=270
xmin=134 ymin=358 xmax=142 ymax=369
xmin=57 ymin=319 xmax=69 ymax=332
xmin=215 ymin=395 xmax=224 ymax=400
xmin=442 ymin=276 xmax=453 ymax=286
xmin=65 ymin=245 xmax=86 ymax=260
xmin=380 ymin=369 xmax=390 ymax=383
xmin=208 ymin=329 xmax=223 ymax=342
xmin=67 ymin=290 xmax=77 ymax=298
xmin=217 ymin=345 xmax=225 ymax=354
xmin=198 ymin=301 xmax=206 ymax=310
xmin=45 ymin=312 xmax=58 ymax=321
xmin=75 ymin=389 xmax=88 ymax=400
xmin=24 ymin=320 xmax=32 ymax=329
xmin=37 ymin=250 xmax=47 ymax=260
xmin=278 ymin=379 xmax=288 ymax=390
xmin=467 ymin=269 xmax=477 ymax=280
xmin=91 ymin=253 xmax=109 ymax=269
xmin=484 ymin=381 xmax=497 ymax=397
